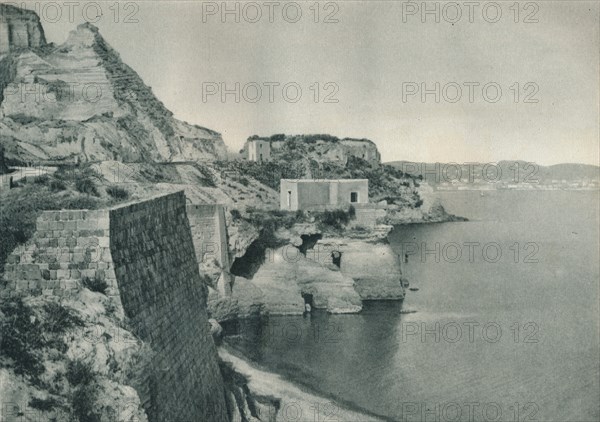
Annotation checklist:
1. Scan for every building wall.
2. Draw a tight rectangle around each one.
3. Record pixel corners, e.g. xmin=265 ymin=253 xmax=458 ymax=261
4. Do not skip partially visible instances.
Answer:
xmin=297 ymin=181 xmax=331 ymax=209
xmin=247 ymin=140 xmax=271 ymax=162
xmin=280 ymin=179 xmax=299 ymax=210
xmin=280 ymin=179 xmax=368 ymax=211
xmin=2 ymin=192 xmax=229 ymax=422
xmin=335 ymin=180 xmax=368 ymax=206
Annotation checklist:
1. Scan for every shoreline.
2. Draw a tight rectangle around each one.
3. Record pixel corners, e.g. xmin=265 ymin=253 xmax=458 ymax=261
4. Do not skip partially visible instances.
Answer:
xmin=219 ymin=346 xmax=394 ymax=422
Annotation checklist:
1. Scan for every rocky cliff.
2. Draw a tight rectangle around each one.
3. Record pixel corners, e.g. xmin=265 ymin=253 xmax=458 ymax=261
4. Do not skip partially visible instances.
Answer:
xmin=0 ymin=7 xmax=227 ymax=163
xmin=242 ymin=134 xmax=381 ymax=166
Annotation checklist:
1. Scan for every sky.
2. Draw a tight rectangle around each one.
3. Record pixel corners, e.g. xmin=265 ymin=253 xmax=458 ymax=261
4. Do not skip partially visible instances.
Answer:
xmin=15 ymin=0 xmax=600 ymax=165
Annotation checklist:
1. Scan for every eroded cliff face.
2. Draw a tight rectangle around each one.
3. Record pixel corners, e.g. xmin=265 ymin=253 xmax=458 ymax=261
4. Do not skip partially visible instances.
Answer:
xmin=0 ymin=15 xmax=227 ymax=163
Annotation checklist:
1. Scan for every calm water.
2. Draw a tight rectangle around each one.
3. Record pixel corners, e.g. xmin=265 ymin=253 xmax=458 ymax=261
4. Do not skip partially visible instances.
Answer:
xmin=226 ymin=190 xmax=600 ymax=422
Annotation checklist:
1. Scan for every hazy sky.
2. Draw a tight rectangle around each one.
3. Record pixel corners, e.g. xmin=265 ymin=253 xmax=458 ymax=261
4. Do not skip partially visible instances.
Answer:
xmin=19 ymin=0 xmax=600 ymax=165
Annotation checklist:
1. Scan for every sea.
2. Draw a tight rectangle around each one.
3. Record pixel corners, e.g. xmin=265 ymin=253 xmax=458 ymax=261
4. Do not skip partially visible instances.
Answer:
xmin=225 ymin=190 xmax=600 ymax=422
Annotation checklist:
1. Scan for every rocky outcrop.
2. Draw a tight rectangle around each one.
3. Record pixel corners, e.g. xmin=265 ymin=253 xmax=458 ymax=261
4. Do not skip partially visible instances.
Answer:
xmin=0 ymin=18 xmax=227 ymax=163
xmin=316 ymin=236 xmax=405 ymax=300
xmin=207 ymin=220 xmax=404 ymax=319
xmin=0 ymin=4 xmax=46 ymax=53
xmin=242 ymin=134 xmax=381 ymax=166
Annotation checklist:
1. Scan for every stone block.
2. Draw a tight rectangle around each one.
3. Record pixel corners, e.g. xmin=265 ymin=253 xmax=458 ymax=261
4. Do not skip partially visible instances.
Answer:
xmin=64 ymin=221 xmax=77 ymax=230
xmin=57 ymin=269 xmax=70 ymax=279
xmin=6 ymin=254 xmax=20 ymax=264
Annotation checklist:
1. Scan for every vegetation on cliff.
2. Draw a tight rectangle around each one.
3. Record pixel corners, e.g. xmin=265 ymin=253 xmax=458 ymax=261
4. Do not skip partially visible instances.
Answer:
xmin=0 ymin=144 xmax=9 ymax=174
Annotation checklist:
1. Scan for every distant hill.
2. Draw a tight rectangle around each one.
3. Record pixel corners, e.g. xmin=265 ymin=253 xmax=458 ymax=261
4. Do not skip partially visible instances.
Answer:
xmin=386 ymin=160 xmax=600 ymax=190
xmin=0 ymin=5 xmax=226 ymax=164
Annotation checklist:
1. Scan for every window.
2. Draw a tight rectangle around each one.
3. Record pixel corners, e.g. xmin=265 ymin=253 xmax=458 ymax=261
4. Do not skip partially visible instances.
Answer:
xmin=259 ymin=153 xmax=263 ymax=161
xmin=350 ymin=192 xmax=358 ymax=203
xmin=287 ymin=190 xmax=292 ymax=208
xmin=259 ymin=144 xmax=262 ymax=149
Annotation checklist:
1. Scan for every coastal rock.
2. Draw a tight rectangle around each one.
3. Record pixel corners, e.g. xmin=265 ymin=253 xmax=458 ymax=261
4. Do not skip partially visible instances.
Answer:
xmin=228 ymin=245 xmax=363 ymax=315
xmin=315 ymin=237 xmax=405 ymax=300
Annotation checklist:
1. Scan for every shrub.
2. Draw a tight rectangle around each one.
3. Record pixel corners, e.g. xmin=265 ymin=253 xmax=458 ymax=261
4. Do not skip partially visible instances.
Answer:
xmin=348 ymin=205 xmax=356 ymax=218
xmin=81 ymin=276 xmax=108 ymax=294
xmin=106 ymin=186 xmax=129 ymax=200
xmin=66 ymin=359 xmax=95 ymax=386
xmin=33 ymin=175 xmax=49 ymax=185
xmin=29 ymin=397 xmax=61 ymax=411
xmin=75 ymin=178 xmax=98 ymax=196
xmin=0 ymin=298 xmax=45 ymax=378
xmin=62 ymin=196 xmax=101 ymax=209
xmin=230 ymin=209 xmax=242 ymax=221
xmin=316 ymin=206 xmax=356 ymax=231
xmin=71 ymin=384 xmax=102 ymax=422
xmin=49 ymin=179 xmax=66 ymax=192
xmin=42 ymin=302 xmax=84 ymax=334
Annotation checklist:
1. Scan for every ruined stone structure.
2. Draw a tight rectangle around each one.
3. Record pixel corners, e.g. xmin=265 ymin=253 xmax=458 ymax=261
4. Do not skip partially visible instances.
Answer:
xmin=246 ymin=139 xmax=271 ymax=162
xmin=339 ymin=139 xmax=381 ymax=164
xmin=187 ymin=203 xmax=233 ymax=295
xmin=0 ymin=4 xmax=46 ymax=53
xmin=2 ymin=192 xmax=229 ymax=422
xmin=280 ymin=179 xmax=369 ymax=211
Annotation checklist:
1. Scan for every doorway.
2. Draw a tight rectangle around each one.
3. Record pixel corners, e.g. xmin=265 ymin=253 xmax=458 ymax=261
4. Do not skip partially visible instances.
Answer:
xmin=331 ymin=251 xmax=342 ymax=268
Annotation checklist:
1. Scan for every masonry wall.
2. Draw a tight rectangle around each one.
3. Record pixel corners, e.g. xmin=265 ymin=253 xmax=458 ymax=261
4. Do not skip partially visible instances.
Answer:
xmin=2 ymin=209 xmax=115 ymax=297
xmin=109 ymin=192 xmax=228 ymax=422
xmin=187 ymin=203 xmax=233 ymax=295
xmin=187 ymin=204 xmax=229 ymax=271
xmin=2 ymin=192 xmax=229 ymax=422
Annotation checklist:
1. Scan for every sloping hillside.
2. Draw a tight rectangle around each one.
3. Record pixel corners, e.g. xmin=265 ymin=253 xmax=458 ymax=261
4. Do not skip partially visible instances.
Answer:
xmin=0 ymin=11 xmax=226 ymax=164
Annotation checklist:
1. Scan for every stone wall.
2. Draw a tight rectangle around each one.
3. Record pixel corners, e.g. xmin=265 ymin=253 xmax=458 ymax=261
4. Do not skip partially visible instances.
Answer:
xmin=108 ymin=192 xmax=228 ymax=422
xmin=2 ymin=209 xmax=116 ymax=297
xmin=2 ymin=192 xmax=229 ymax=422
xmin=187 ymin=203 xmax=233 ymax=295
